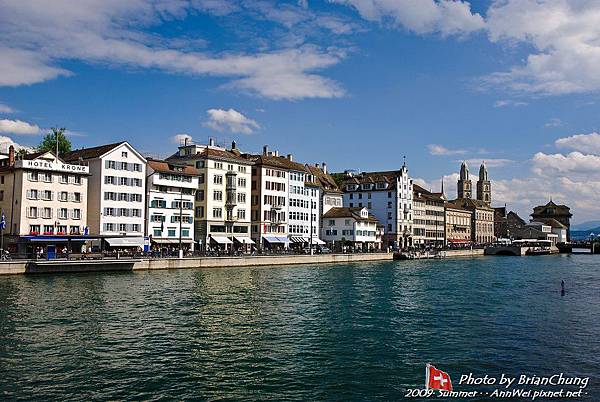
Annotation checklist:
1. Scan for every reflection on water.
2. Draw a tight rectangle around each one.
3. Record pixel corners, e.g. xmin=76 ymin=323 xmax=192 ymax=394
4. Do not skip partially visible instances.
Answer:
xmin=0 ymin=255 xmax=599 ymax=400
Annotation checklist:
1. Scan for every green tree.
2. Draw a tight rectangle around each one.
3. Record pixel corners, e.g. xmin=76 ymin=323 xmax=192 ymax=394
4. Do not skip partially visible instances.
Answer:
xmin=38 ymin=127 xmax=72 ymax=155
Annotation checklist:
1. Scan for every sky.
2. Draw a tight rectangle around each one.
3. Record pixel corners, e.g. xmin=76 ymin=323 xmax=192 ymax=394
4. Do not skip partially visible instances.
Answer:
xmin=1 ymin=0 xmax=600 ymax=224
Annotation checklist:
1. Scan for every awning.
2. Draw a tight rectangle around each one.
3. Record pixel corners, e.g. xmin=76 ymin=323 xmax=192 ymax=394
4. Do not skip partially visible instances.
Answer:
xmin=290 ymin=236 xmax=305 ymax=243
xmin=105 ymin=237 xmax=145 ymax=247
xmin=210 ymin=236 xmax=233 ymax=244
xmin=448 ymin=239 xmax=471 ymax=243
xmin=24 ymin=236 xmax=94 ymax=242
xmin=152 ymin=238 xmax=194 ymax=244
xmin=310 ymin=237 xmax=326 ymax=245
xmin=263 ymin=236 xmax=288 ymax=244
xmin=234 ymin=236 xmax=255 ymax=244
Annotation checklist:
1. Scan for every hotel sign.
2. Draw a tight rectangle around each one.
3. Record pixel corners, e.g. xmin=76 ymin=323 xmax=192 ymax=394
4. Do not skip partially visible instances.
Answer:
xmin=15 ymin=160 xmax=90 ymax=174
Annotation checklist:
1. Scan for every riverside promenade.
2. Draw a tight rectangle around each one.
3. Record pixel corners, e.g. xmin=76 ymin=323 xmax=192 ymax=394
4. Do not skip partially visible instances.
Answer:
xmin=0 ymin=249 xmax=485 ymax=275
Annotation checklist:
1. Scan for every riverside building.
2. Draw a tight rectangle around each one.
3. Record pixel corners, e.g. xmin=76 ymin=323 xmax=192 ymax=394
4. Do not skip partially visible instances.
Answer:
xmin=340 ymin=163 xmax=413 ymax=249
xmin=243 ymin=146 xmax=323 ymax=249
xmin=322 ymin=207 xmax=382 ymax=250
xmin=306 ymin=163 xmax=343 ymax=240
xmin=167 ymin=139 xmax=253 ymax=250
xmin=412 ymin=184 xmax=446 ymax=248
xmin=145 ymin=159 xmax=200 ymax=251
xmin=62 ymin=141 xmax=147 ymax=249
xmin=0 ymin=146 xmax=90 ymax=255
xmin=444 ymin=204 xmax=472 ymax=246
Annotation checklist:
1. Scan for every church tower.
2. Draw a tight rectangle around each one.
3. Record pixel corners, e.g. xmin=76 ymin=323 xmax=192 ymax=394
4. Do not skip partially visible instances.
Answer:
xmin=477 ymin=161 xmax=491 ymax=205
xmin=457 ymin=161 xmax=472 ymax=199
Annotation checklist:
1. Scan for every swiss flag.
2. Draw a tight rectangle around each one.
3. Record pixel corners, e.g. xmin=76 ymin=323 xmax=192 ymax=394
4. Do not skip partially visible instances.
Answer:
xmin=426 ymin=364 xmax=452 ymax=391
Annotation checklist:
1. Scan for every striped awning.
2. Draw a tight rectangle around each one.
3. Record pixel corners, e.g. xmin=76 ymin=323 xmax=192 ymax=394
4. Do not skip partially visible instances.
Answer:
xmin=210 ymin=236 xmax=233 ymax=244
xmin=289 ymin=236 xmax=305 ymax=243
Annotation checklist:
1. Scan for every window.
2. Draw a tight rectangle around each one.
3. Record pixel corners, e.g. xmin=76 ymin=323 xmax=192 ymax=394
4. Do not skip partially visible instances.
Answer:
xmin=215 ymin=162 xmax=223 ymax=169
xmin=238 ymin=166 xmax=247 ymax=173
xmin=120 ymin=162 xmax=128 ymax=170
xmin=72 ymin=209 xmax=81 ymax=220
xmin=213 ymin=207 xmax=222 ymax=218
xmin=105 ymin=176 xmax=115 ymax=185
xmin=132 ymin=224 xmax=140 ymax=232
xmin=56 ymin=225 xmax=67 ymax=234
xmin=42 ymin=172 xmax=52 ymax=182
xmin=29 ymin=225 xmax=41 ymax=234
xmin=28 ymin=207 xmax=38 ymax=218
xmin=28 ymin=172 xmax=38 ymax=181
xmin=70 ymin=226 xmax=80 ymax=235
xmin=104 ymin=207 xmax=115 ymax=216
xmin=214 ymin=174 xmax=223 ymax=185
xmin=59 ymin=208 xmax=68 ymax=219
xmin=0 ymin=190 xmax=3 ymax=201
xmin=213 ymin=190 xmax=223 ymax=201
xmin=168 ymin=229 xmax=176 ymax=237
xmin=27 ymin=189 xmax=38 ymax=200
xmin=237 ymin=209 xmax=246 ymax=220
xmin=42 ymin=207 xmax=52 ymax=219
xmin=237 ymin=192 xmax=246 ymax=203
xmin=196 ymin=190 xmax=205 ymax=201
xmin=238 ymin=178 xmax=246 ymax=187
xmin=122 ymin=151 xmax=128 ymax=158
xmin=153 ymin=228 xmax=162 ymax=237
xmin=42 ymin=190 xmax=52 ymax=201
xmin=182 ymin=228 xmax=190 ymax=237
xmin=59 ymin=174 xmax=69 ymax=184
xmin=43 ymin=225 xmax=54 ymax=234
xmin=73 ymin=176 xmax=82 ymax=185
xmin=118 ymin=223 xmax=127 ymax=232
xmin=104 ymin=223 xmax=115 ymax=232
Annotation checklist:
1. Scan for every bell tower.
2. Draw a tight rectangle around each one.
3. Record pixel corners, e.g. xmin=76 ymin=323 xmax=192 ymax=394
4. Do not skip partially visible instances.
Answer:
xmin=457 ymin=161 xmax=472 ymax=199
xmin=477 ymin=162 xmax=491 ymax=205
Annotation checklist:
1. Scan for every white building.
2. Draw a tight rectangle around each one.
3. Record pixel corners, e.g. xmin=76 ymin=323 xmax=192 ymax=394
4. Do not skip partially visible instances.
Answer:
xmin=322 ymin=207 xmax=382 ymax=250
xmin=167 ymin=139 xmax=253 ymax=250
xmin=341 ymin=164 xmax=413 ymax=249
xmin=532 ymin=218 xmax=568 ymax=243
xmin=146 ymin=159 xmax=199 ymax=251
xmin=0 ymin=147 xmax=90 ymax=255
xmin=244 ymin=146 xmax=324 ymax=249
xmin=63 ymin=141 xmax=147 ymax=248
xmin=306 ymin=164 xmax=344 ymax=240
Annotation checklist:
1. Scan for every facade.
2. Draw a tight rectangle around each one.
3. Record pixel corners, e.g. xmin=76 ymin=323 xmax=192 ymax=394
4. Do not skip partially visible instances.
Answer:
xmin=341 ymin=164 xmax=413 ymax=249
xmin=322 ymin=207 xmax=382 ymax=250
xmin=63 ymin=142 xmax=147 ymax=246
xmin=244 ymin=146 xmax=322 ymax=249
xmin=0 ymin=148 xmax=90 ymax=253
xmin=449 ymin=198 xmax=495 ymax=244
xmin=531 ymin=218 xmax=568 ymax=243
xmin=412 ymin=184 xmax=445 ymax=247
xmin=512 ymin=222 xmax=559 ymax=246
xmin=145 ymin=159 xmax=200 ymax=251
xmin=531 ymin=200 xmax=572 ymax=240
xmin=166 ymin=139 xmax=253 ymax=250
xmin=444 ymin=204 xmax=472 ymax=245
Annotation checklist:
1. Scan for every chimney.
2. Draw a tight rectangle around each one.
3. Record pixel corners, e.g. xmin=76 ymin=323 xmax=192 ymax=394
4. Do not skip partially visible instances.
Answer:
xmin=8 ymin=145 xmax=14 ymax=166
xmin=287 ymin=154 xmax=293 ymax=161
xmin=274 ymin=150 xmax=279 ymax=157
xmin=231 ymin=140 xmax=237 ymax=150
xmin=315 ymin=163 xmax=320 ymax=169
xmin=322 ymin=162 xmax=327 ymax=174
xmin=263 ymin=145 xmax=269 ymax=156
xmin=209 ymin=138 xmax=215 ymax=147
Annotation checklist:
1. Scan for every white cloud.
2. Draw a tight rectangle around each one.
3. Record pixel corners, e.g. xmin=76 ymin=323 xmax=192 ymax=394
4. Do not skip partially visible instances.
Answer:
xmin=203 ymin=108 xmax=260 ymax=134
xmin=0 ymin=135 xmax=34 ymax=153
xmin=0 ymin=119 xmax=42 ymax=135
xmin=331 ymin=0 xmax=485 ymax=36
xmin=531 ymin=151 xmax=600 ymax=179
xmin=544 ymin=118 xmax=562 ymax=128
xmin=172 ymin=133 xmax=193 ymax=144
xmin=0 ymin=102 xmax=15 ymax=114
xmin=493 ymin=99 xmax=528 ymax=108
xmin=427 ymin=144 xmax=467 ymax=156
xmin=414 ymin=172 xmax=459 ymax=198
xmin=0 ymin=1 xmax=345 ymax=100
xmin=555 ymin=132 xmax=600 ymax=155
xmin=485 ymin=0 xmax=600 ymax=96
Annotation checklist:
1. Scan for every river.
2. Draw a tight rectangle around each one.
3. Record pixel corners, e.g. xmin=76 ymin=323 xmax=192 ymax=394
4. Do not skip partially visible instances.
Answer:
xmin=0 ymin=255 xmax=598 ymax=400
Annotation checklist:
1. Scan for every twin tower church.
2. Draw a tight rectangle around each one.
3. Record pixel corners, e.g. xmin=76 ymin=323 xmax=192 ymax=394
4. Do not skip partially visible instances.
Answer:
xmin=457 ymin=161 xmax=491 ymax=205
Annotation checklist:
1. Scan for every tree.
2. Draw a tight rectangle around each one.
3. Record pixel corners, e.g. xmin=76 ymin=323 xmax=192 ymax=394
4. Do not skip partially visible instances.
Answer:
xmin=38 ymin=127 xmax=72 ymax=155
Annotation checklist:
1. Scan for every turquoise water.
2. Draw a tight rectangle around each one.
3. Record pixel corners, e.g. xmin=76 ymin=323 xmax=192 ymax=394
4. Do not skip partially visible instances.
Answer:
xmin=0 ymin=255 xmax=598 ymax=400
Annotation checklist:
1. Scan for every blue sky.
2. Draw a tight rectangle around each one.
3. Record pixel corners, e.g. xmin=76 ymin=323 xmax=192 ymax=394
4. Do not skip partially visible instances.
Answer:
xmin=1 ymin=0 xmax=600 ymax=223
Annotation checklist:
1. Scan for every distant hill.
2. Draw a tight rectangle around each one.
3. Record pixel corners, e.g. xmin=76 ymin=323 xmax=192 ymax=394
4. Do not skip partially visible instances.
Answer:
xmin=571 ymin=220 xmax=600 ymax=231
xmin=570 ymin=227 xmax=600 ymax=241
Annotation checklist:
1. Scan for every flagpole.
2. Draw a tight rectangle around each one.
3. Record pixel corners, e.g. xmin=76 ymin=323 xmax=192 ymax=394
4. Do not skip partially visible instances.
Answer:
xmin=425 ymin=363 xmax=430 ymax=390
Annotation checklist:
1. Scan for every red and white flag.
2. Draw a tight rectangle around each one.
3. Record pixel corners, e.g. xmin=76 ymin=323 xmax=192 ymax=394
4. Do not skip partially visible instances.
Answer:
xmin=425 ymin=364 xmax=453 ymax=391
